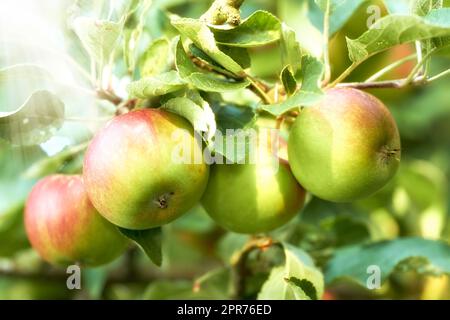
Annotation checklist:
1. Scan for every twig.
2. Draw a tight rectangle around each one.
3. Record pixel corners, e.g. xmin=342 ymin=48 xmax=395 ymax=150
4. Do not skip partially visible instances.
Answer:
xmin=365 ymin=54 xmax=417 ymax=82
xmin=335 ymin=77 xmax=427 ymax=89
xmin=230 ymin=237 xmax=275 ymax=299
xmin=404 ymin=48 xmax=436 ymax=85
xmin=247 ymin=76 xmax=273 ymax=105
xmin=326 ymin=61 xmax=361 ymax=88
xmin=96 ymin=89 xmax=123 ymax=105
xmin=428 ymin=69 xmax=450 ymax=82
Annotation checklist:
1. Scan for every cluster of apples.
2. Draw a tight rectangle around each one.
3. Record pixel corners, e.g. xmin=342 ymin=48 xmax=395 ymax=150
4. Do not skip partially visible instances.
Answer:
xmin=25 ymin=88 xmax=401 ymax=267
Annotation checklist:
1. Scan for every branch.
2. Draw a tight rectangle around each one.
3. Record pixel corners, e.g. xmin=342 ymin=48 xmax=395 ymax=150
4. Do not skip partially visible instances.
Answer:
xmin=335 ymin=76 xmax=427 ymax=89
xmin=96 ymin=89 xmax=123 ymax=105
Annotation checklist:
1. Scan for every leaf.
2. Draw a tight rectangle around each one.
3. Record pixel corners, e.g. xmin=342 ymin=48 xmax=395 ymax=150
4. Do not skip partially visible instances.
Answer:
xmin=412 ymin=0 xmax=443 ymax=16
xmin=210 ymin=11 xmax=281 ymax=47
xmin=280 ymin=23 xmax=302 ymax=75
xmin=83 ymin=267 xmax=108 ymax=299
xmin=175 ymin=41 xmax=250 ymax=92
xmin=347 ymin=9 xmax=450 ymax=63
xmin=278 ymin=0 xmax=323 ymax=57
xmin=209 ymin=102 xmax=257 ymax=163
xmin=188 ymin=74 xmax=250 ymax=92
xmin=262 ymin=55 xmax=324 ymax=116
xmin=127 ymin=71 xmax=186 ymax=98
xmin=73 ymin=17 xmax=122 ymax=64
xmin=139 ymin=38 xmax=171 ymax=77
xmin=325 ymin=237 xmax=450 ymax=285
xmin=312 ymin=0 xmax=367 ymax=35
xmin=384 ymin=0 xmax=412 ymax=14
xmin=123 ymin=0 xmax=153 ymax=72
xmin=118 ymin=227 xmax=162 ymax=266
xmin=280 ymin=66 xmax=297 ymax=96
xmin=285 ymin=277 xmax=318 ymax=300
xmin=299 ymin=54 xmax=325 ymax=92
xmin=162 ymin=96 xmax=216 ymax=142
xmin=23 ymin=142 xmax=88 ymax=179
xmin=218 ymin=45 xmax=251 ymax=69
xmin=171 ymin=18 xmax=244 ymax=75
xmin=0 ymin=90 xmax=65 ymax=146
xmin=213 ymin=104 xmax=256 ymax=132
xmin=257 ymin=243 xmax=324 ymax=300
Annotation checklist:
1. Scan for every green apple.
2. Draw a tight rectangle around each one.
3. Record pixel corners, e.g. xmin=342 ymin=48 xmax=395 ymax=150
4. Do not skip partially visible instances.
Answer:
xmin=25 ymin=175 xmax=128 ymax=266
xmin=83 ymin=109 xmax=210 ymax=230
xmin=202 ymin=131 xmax=306 ymax=234
xmin=288 ymin=88 xmax=401 ymax=202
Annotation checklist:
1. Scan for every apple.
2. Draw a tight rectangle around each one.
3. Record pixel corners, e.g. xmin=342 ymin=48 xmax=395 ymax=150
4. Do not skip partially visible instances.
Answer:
xmin=25 ymin=175 xmax=128 ymax=266
xmin=288 ymin=88 xmax=401 ymax=202
xmin=201 ymin=130 xmax=306 ymax=234
xmin=83 ymin=109 xmax=210 ymax=230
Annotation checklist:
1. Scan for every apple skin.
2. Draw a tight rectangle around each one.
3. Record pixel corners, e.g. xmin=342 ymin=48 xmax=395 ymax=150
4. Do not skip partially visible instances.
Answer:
xmin=83 ymin=109 xmax=209 ymax=230
xmin=25 ymin=175 xmax=128 ymax=266
xmin=288 ymin=88 xmax=401 ymax=203
xmin=201 ymin=132 xmax=306 ymax=234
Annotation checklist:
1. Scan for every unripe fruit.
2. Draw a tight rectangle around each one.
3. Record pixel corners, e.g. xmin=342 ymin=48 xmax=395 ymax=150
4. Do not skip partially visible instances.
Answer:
xmin=83 ymin=109 xmax=209 ymax=230
xmin=202 ymin=131 xmax=306 ymax=234
xmin=25 ymin=175 xmax=128 ymax=266
xmin=288 ymin=88 xmax=401 ymax=202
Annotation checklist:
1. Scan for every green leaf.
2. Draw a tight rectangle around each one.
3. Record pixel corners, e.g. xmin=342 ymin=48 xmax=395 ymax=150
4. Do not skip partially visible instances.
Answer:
xmin=213 ymin=104 xmax=256 ymax=132
xmin=299 ymin=54 xmax=325 ymax=92
xmin=285 ymin=277 xmax=318 ymax=300
xmin=258 ymin=243 xmax=324 ymax=300
xmin=412 ymin=0 xmax=443 ymax=16
xmin=218 ymin=45 xmax=251 ymax=69
xmin=127 ymin=71 xmax=186 ymax=98
xmin=73 ymin=17 xmax=122 ymax=65
xmin=325 ymin=237 xmax=450 ymax=285
xmin=139 ymin=38 xmax=171 ymax=77
xmin=280 ymin=66 xmax=297 ymax=96
xmin=347 ymin=9 xmax=450 ymax=63
xmin=118 ymin=227 xmax=162 ymax=266
xmin=23 ymin=142 xmax=88 ymax=179
xmin=261 ymin=90 xmax=322 ymax=117
xmin=278 ymin=0 xmax=323 ymax=57
xmin=123 ymin=0 xmax=153 ymax=72
xmin=262 ymin=55 xmax=324 ymax=116
xmin=175 ymin=41 xmax=250 ymax=92
xmin=0 ymin=90 xmax=65 ymax=146
xmin=83 ymin=267 xmax=109 ymax=299
xmin=210 ymin=11 xmax=281 ymax=48
xmin=280 ymin=23 xmax=302 ymax=75
xmin=171 ymin=18 xmax=244 ymax=75
xmin=188 ymin=74 xmax=250 ymax=92
xmin=312 ymin=0 xmax=367 ymax=35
